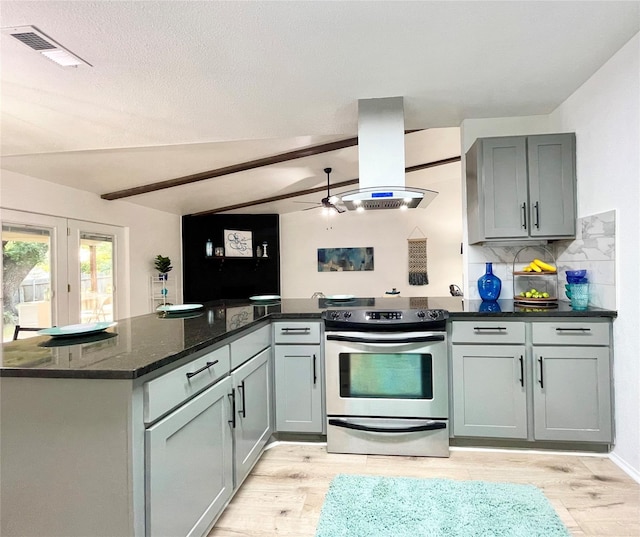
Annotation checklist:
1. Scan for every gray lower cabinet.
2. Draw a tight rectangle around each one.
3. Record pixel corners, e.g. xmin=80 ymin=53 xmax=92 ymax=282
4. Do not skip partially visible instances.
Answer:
xmin=274 ymin=345 xmax=323 ymax=432
xmin=451 ymin=319 xmax=613 ymax=444
xmin=451 ymin=345 xmax=527 ymax=438
xmin=273 ymin=321 xmax=324 ymax=434
xmin=145 ymin=376 xmax=234 ymax=537
xmin=231 ymin=347 xmax=273 ymax=487
xmin=466 ymin=133 xmax=576 ymax=244
xmin=532 ymin=322 xmax=612 ymax=442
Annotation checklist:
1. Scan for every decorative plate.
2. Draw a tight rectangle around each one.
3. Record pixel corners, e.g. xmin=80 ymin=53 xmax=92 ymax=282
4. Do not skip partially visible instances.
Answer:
xmin=249 ymin=295 xmax=281 ymax=302
xmin=38 ymin=322 xmax=117 ymax=338
xmin=325 ymin=294 xmax=355 ymax=301
xmin=156 ymin=304 xmax=204 ymax=313
xmin=39 ymin=331 xmax=118 ymax=347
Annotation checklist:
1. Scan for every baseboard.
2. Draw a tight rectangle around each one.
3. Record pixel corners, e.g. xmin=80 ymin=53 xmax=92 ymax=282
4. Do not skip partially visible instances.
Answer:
xmin=609 ymin=452 xmax=640 ymax=484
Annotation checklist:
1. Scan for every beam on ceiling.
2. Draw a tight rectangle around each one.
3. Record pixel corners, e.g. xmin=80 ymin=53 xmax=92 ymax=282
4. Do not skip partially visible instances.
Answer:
xmin=189 ymin=155 xmax=461 ymax=216
xmin=101 ymin=137 xmax=360 ymax=200
xmin=100 ymin=131 xmax=422 ymax=201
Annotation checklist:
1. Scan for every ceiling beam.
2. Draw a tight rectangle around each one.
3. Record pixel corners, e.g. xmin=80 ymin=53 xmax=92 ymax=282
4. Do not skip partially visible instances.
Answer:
xmin=101 ymin=137 xmax=360 ymax=200
xmin=188 ymin=155 xmax=461 ymax=216
xmin=100 ymin=130 xmax=422 ymax=201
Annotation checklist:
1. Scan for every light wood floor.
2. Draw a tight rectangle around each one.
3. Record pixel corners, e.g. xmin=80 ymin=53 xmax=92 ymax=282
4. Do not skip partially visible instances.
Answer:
xmin=209 ymin=443 xmax=640 ymax=537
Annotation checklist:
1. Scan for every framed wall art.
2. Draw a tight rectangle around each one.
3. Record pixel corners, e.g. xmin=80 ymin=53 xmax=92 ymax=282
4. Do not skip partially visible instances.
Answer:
xmin=224 ymin=229 xmax=253 ymax=257
xmin=317 ymin=247 xmax=374 ymax=272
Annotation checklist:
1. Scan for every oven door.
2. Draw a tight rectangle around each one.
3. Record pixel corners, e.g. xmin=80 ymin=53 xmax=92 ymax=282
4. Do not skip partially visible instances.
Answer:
xmin=324 ymin=331 xmax=448 ymax=419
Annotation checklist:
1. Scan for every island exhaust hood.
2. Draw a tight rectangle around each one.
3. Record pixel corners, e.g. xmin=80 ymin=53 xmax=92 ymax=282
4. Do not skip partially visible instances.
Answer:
xmin=340 ymin=97 xmax=437 ymax=211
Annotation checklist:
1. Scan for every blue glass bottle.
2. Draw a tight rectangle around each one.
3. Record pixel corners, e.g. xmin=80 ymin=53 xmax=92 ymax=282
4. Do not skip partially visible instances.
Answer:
xmin=477 ymin=262 xmax=502 ymax=301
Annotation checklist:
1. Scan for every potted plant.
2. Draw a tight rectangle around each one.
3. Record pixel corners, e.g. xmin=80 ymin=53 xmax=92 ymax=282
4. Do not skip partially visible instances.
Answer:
xmin=154 ymin=255 xmax=173 ymax=279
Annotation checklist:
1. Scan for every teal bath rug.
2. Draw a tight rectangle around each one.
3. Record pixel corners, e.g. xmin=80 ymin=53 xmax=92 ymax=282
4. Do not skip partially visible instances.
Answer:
xmin=315 ymin=474 xmax=570 ymax=537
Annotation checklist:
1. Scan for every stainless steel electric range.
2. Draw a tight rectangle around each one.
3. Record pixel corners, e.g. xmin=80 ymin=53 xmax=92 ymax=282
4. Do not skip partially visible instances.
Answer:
xmin=322 ymin=307 xmax=450 ymax=457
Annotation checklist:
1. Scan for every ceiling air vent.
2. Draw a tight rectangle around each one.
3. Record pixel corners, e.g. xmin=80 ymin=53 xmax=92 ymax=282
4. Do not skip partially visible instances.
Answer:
xmin=1 ymin=25 xmax=92 ymax=67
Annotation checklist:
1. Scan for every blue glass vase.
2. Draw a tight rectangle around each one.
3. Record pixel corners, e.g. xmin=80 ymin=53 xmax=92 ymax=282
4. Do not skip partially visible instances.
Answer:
xmin=478 ymin=262 xmax=501 ymax=301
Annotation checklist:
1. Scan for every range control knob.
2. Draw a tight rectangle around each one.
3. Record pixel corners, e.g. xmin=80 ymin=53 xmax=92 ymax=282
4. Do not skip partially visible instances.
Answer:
xmin=416 ymin=310 xmax=426 ymax=318
xmin=331 ymin=311 xmax=340 ymax=319
xmin=428 ymin=310 xmax=441 ymax=320
xmin=343 ymin=311 xmax=352 ymax=319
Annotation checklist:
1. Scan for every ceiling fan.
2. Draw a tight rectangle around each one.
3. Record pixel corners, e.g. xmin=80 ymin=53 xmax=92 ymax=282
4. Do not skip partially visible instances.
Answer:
xmin=300 ymin=167 xmax=346 ymax=214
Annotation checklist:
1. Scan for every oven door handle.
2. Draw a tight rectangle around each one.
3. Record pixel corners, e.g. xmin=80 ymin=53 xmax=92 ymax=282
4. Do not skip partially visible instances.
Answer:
xmin=328 ymin=418 xmax=446 ymax=433
xmin=326 ymin=334 xmax=445 ymax=344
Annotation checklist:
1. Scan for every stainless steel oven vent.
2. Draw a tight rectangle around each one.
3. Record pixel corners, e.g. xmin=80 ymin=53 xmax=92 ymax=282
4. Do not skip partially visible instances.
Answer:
xmin=339 ymin=97 xmax=437 ymax=211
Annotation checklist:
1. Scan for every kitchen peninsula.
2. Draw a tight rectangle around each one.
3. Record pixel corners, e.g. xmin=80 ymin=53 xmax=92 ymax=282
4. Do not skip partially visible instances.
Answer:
xmin=1 ymin=298 xmax=616 ymax=537
xmin=0 ymin=297 xmax=616 ymax=379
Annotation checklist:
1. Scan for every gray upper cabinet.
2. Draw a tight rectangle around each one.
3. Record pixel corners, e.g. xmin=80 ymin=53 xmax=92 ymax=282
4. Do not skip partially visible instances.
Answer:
xmin=466 ymin=133 xmax=576 ymax=244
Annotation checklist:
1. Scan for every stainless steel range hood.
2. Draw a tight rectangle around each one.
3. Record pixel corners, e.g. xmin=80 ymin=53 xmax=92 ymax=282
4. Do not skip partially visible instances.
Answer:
xmin=340 ymin=97 xmax=437 ymax=211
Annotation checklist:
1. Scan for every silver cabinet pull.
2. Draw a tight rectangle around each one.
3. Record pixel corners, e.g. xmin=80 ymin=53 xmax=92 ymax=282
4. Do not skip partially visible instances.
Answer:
xmin=186 ymin=360 xmax=219 ymax=379
xmin=281 ymin=327 xmax=310 ymax=334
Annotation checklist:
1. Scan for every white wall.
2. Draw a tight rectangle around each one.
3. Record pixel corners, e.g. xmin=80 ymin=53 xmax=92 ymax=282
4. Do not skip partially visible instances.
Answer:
xmin=280 ymin=163 xmax=463 ymax=298
xmin=549 ymin=33 xmax=640 ymax=480
xmin=1 ymin=170 xmax=182 ymax=317
xmin=459 ymin=34 xmax=640 ymax=480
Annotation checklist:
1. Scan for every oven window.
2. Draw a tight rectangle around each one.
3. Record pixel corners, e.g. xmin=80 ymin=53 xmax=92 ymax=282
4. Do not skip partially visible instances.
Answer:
xmin=339 ymin=353 xmax=433 ymax=399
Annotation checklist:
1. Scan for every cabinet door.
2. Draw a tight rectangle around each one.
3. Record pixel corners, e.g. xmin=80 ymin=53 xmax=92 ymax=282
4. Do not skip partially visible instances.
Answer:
xmin=232 ymin=347 xmax=272 ymax=487
xmin=146 ymin=377 xmax=233 ymax=537
xmin=482 ymin=137 xmax=529 ymax=239
xmin=452 ymin=345 xmax=527 ymax=438
xmin=533 ymin=346 xmax=612 ymax=442
xmin=274 ymin=345 xmax=323 ymax=433
xmin=527 ymin=133 xmax=576 ymax=238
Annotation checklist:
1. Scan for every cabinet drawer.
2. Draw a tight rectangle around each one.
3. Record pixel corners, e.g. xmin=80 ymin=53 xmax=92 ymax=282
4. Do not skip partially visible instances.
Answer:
xmin=274 ymin=321 xmax=321 ymax=344
xmin=230 ymin=324 xmax=271 ymax=370
xmin=144 ymin=346 xmax=230 ymax=423
xmin=532 ymin=321 xmax=610 ymax=346
xmin=451 ymin=321 xmax=525 ymax=344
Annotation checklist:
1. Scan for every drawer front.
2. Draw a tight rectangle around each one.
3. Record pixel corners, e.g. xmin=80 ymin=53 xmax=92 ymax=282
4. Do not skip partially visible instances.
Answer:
xmin=144 ymin=346 xmax=230 ymax=423
xmin=532 ymin=321 xmax=610 ymax=346
xmin=230 ymin=324 xmax=271 ymax=370
xmin=451 ymin=321 xmax=525 ymax=344
xmin=274 ymin=321 xmax=321 ymax=344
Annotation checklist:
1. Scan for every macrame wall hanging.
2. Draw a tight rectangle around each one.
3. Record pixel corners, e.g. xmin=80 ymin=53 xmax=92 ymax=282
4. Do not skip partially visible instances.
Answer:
xmin=408 ymin=227 xmax=429 ymax=286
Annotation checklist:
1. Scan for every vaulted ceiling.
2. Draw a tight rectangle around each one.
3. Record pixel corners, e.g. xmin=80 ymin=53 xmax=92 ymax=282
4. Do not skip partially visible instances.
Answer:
xmin=1 ymin=1 xmax=638 ymax=215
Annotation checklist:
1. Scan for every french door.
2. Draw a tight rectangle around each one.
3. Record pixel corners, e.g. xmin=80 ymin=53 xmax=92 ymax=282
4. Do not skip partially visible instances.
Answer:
xmin=1 ymin=210 xmax=125 ymax=341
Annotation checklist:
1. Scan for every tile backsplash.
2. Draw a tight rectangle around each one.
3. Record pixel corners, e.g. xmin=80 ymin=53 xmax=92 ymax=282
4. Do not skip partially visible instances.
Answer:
xmin=467 ymin=210 xmax=616 ymax=309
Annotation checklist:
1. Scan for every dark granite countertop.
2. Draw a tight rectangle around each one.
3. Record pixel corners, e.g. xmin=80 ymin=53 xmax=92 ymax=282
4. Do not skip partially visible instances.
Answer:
xmin=1 ymin=297 xmax=616 ymax=379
